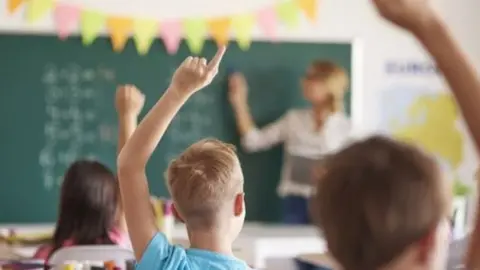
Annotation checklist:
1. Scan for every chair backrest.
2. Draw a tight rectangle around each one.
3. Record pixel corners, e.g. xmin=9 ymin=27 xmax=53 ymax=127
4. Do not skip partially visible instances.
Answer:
xmin=48 ymin=245 xmax=134 ymax=268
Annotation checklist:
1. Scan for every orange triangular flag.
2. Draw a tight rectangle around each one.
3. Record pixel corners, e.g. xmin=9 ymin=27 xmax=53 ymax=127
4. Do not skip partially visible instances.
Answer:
xmin=8 ymin=0 xmax=24 ymax=14
xmin=207 ymin=17 xmax=231 ymax=46
xmin=107 ymin=16 xmax=133 ymax=52
xmin=297 ymin=0 xmax=317 ymax=22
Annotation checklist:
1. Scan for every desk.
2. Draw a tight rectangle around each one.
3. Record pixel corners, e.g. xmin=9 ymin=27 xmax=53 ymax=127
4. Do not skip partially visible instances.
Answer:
xmin=0 ymin=223 xmax=326 ymax=269
xmin=295 ymin=253 xmax=340 ymax=270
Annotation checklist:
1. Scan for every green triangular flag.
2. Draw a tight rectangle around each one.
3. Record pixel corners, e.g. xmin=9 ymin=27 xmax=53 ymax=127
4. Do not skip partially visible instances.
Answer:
xmin=183 ymin=18 xmax=207 ymax=55
xmin=81 ymin=10 xmax=105 ymax=46
xmin=231 ymin=14 xmax=255 ymax=51
xmin=26 ymin=0 xmax=54 ymax=23
xmin=133 ymin=19 xmax=158 ymax=55
xmin=276 ymin=0 xmax=301 ymax=29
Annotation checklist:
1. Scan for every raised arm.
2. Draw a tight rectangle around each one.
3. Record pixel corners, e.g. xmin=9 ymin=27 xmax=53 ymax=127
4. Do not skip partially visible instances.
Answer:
xmin=465 ymin=170 xmax=480 ymax=268
xmin=372 ymin=0 xmax=480 ymax=152
xmin=116 ymin=85 xmax=145 ymax=156
xmin=228 ymin=73 xmax=256 ymax=136
xmin=228 ymin=73 xmax=288 ymax=152
xmin=372 ymin=0 xmax=480 ymax=268
xmin=115 ymin=85 xmax=145 ymax=234
xmin=117 ymin=46 xmax=226 ymax=260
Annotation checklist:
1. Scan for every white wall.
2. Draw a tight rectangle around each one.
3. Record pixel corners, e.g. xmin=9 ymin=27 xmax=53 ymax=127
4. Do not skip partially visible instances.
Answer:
xmin=1 ymin=0 xmax=480 ymax=226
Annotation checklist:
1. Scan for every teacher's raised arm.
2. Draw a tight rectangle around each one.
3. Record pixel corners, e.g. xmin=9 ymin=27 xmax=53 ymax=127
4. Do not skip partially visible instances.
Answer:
xmin=228 ymin=72 xmax=289 ymax=152
xmin=228 ymin=61 xmax=352 ymax=225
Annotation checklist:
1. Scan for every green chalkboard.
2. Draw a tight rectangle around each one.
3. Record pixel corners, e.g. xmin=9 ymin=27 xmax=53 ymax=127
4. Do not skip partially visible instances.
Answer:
xmin=0 ymin=34 xmax=351 ymax=223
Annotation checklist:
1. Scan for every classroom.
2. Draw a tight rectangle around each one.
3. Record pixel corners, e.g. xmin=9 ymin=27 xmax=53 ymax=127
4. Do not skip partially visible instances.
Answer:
xmin=1 ymin=0 xmax=480 ymax=269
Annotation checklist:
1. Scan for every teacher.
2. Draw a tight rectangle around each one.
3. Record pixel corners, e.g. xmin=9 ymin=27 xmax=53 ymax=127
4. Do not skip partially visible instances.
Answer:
xmin=228 ymin=60 xmax=352 ymax=224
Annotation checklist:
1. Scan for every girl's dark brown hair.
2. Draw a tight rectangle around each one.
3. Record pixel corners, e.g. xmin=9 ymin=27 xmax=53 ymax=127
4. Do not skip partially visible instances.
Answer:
xmin=49 ymin=160 xmax=118 ymax=257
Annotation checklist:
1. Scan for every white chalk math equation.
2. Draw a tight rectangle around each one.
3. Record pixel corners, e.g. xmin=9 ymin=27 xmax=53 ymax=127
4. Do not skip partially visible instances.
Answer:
xmin=39 ymin=63 xmax=116 ymax=190
xmin=164 ymin=68 xmax=216 ymax=162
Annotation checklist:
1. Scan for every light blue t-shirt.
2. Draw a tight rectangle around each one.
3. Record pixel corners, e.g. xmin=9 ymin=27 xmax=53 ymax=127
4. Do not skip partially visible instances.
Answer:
xmin=137 ymin=233 xmax=251 ymax=270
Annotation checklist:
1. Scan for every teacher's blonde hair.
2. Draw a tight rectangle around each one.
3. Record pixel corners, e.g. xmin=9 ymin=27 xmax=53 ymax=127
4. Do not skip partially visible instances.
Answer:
xmin=309 ymin=60 xmax=349 ymax=112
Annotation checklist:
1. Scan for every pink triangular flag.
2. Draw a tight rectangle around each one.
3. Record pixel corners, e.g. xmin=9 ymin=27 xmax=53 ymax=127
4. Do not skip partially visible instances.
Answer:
xmin=54 ymin=3 xmax=80 ymax=40
xmin=160 ymin=20 xmax=182 ymax=55
xmin=257 ymin=7 xmax=277 ymax=41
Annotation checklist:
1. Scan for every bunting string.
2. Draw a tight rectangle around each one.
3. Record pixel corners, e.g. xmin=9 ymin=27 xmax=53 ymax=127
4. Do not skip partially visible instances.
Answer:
xmin=5 ymin=0 xmax=319 ymax=55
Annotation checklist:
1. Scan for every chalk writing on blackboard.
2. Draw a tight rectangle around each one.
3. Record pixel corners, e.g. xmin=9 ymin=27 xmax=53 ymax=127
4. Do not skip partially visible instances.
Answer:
xmin=165 ymin=90 xmax=215 ymax=163
xmin=38 ymin=63 xmax=115 ymax=190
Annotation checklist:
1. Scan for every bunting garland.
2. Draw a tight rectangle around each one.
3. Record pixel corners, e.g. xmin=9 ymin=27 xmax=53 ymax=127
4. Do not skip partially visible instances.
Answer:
xmin=7 ymin=0 xmax=24 ymax=14
xmin=256 ymin=8 xmax=277 ymax=41
xmin=276 ymin=0 xmax=301 ymax=29
xmin=183 ymin=18 xmax=207 ymax=54
xmin=160 ymin=20 xmax=182 ymax=55
xmin=4 ymin=0 xmax=320 ymax=55
xmin=107 ymin=17 xmax=133 ymax=52
xmin=54 ymin=3 xmax=80 ymax=40
xmin=296 ymin=0 xmax=318 ymax=22
xmin=231 ymin=14 xmax=255 ymax=50
xmin=26 ymin=0 xmax=54 ymax=23
xmin=207 ymin=18 xmax=231 ymax=47
xmin=133 ymin=19 xmax=158 ymax=55
xmin=81 ymin=10 xmax=105 ymax=46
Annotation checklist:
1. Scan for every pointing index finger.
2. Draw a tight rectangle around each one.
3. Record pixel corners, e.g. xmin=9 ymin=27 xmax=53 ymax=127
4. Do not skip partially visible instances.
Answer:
xmin=206 ymin=46 xmax=226 ymax=72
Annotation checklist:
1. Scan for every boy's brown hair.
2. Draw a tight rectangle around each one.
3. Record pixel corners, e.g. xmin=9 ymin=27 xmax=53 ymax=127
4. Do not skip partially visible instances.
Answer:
xmin=311 ymin=136 xmax=450 ymax=270
xmin=166 ymin=138 xmax=243 ymax=229
xmin=307 ymin=60 xmax=349 ymax=112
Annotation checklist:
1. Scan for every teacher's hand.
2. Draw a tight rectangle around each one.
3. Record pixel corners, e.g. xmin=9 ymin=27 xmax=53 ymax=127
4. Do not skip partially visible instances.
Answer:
xmin=228 ymin=72 xmax=248 ymax=108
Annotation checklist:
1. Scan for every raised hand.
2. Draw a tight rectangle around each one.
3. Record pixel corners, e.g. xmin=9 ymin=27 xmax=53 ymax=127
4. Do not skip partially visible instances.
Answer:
xmin=115 ymin=84 xmax=146 ymax=117
xmin=170 ymin=46 xmax=226 ymax=96
xmin=372 ymin=0 xmax=439 ymax=35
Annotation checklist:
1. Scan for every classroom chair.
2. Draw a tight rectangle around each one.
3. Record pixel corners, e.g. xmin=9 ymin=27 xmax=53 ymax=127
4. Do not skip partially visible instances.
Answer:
xmin=48 ymin=245 xmax=134 ymax=267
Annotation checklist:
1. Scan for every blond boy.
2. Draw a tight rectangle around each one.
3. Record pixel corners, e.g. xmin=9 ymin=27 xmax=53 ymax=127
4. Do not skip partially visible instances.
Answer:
xmin=117 ymin=47 xmax=250 ymax=270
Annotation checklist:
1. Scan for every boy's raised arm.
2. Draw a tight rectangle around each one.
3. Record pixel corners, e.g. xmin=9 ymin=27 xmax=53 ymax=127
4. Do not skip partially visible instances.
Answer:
xmin=117 ymin=46 xmax=226 ymax=260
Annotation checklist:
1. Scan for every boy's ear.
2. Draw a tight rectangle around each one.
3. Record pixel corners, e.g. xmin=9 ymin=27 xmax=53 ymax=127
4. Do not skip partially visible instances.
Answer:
xmin=416 ymin=229 xmax=435 ymax=264
xmin=415 ymin=223 xmax=448 ymax=265
xmin=172 ymin=204 xmax=185 ymax=223
xmin=233 ymin=193 xmax=244 ymax=217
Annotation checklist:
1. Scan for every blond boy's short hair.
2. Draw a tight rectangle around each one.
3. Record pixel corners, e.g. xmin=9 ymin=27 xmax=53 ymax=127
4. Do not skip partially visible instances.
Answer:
xmin=166 ymin=138 xmax=243 ymax=229
xmin=311 ymin=136 xmax=450 ymax=270
xmin=309 ymin=61 xmax=349 ymax=112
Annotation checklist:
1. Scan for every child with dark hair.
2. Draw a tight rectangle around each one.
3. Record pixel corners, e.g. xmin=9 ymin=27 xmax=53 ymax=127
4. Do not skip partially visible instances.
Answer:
xmin=33 ymin=85 xmax=145 ymax=260
xmin=33 ymin=160 xmax=126 ymax=259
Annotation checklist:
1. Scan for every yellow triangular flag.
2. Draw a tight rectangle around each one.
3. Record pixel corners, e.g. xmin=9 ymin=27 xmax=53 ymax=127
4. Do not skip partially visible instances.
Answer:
xmin=296 ymin=0 xmax=317 ymax=22
xmin=183 ymin=18 xmax=207 ymax=54
xmin=207 ymin=17 xmax=231 ymax=46
xmin=133 ymin=19 xmax=158 ymax=55
xmin=81 ymin=10 xmax=105 ymax=46
xmin=276 ymin=0 xmax=300 ymax=28
xmin=26 ymin=0 xmax=54 ymax=23
xmin=231 ymin=14 xmax=255 ymax=50
xmin=8 ymin=0 xmax=24 ymax=14
xmin=107 ymin=16 xmax=133 ymax=52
